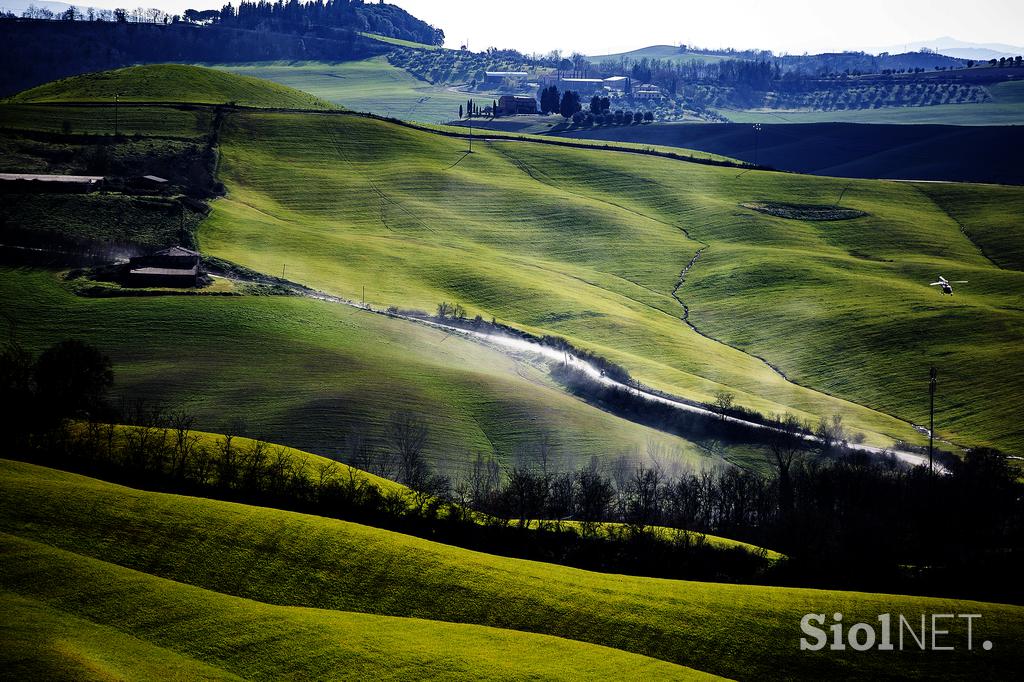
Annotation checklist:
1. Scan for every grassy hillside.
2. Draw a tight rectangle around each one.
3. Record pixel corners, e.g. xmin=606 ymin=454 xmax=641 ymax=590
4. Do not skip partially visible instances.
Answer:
xmin=359 ymin=31 xmax=442 ymax=51
xmin=0 ymin=268 xmax=716 ymax=473
xmin=2 ymin=67 xmax=1021 ymax=454
xmin=1 ymin=537 xmax=708 ymax=681
xmin=916 ymin=182 xmax=1024 ymax=271
xmin=588 ymin=45 xmax=729 ymax=64
xmin=213 ymin=57 xmax=470 ymax=122
xmin=554 ymin=122 xmax=1024 ymax=184
xmin=6 ymin=64 xmax=335 ymax=110
xmin=720 ymin=80 xmax=1024 ymax=125
xmin=200 ymin=108 xmax=1024 ymax=452
xmin=0 ymin=102 xmax=213 ymax=138
xmin=3 ymin=460 xmax=1022 ymax=679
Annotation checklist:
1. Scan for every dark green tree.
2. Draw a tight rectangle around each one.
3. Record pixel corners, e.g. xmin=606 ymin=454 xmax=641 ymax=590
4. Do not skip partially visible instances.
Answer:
xmin=34 ymin=339 xmax=113 ymax=419
xmin=559 ymin=90 xmax=581 ymax=118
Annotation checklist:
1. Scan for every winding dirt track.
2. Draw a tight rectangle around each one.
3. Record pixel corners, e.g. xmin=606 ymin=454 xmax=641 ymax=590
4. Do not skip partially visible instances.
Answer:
xmin=278 ymin=279 xmax=944 ymax=472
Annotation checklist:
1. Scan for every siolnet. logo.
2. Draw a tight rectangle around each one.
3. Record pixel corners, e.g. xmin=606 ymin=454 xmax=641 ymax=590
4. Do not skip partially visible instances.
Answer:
xmin=800 ymin=613 xmax=992 ymax=652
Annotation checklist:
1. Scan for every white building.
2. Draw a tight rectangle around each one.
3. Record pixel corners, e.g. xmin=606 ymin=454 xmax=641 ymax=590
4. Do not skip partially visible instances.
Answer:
xmin=634 ymin=84 xmax=663 ymax=100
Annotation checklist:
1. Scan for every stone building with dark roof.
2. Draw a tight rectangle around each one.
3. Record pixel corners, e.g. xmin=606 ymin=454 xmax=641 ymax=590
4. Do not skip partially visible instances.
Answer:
xmin=127 ymin=246 xmax=200 ymax=287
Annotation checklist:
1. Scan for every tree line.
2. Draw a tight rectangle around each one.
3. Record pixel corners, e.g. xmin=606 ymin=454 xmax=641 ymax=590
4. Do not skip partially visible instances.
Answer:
xmin=3 ymin=338 xmax=1022 ymax=601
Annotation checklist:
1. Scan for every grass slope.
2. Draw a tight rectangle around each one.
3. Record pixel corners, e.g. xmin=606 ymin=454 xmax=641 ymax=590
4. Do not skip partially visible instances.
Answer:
xmin=553 ymin=122 xmax=1024 ymax=184
xmin=0 ymin=102 xmax=213 ymax=138
xmin=359 ymin=31 xmax=442 ymax=51
xmin=1 ymin=538 xmax=709 ymax=681
xmin=587 ymin=45 xmax=729 ymax=65
xmin=3 ymin=460 xmax=1022 ymax=680
xmin=0 ymin=268 xmax=716 ymax=473
xmin=212 ymin=57 xmax=469 ymax=122
xmin=6 ymin=64 xmax=335 ymax=110
xmin=202 ymin=108 xmax=1024 ymax=451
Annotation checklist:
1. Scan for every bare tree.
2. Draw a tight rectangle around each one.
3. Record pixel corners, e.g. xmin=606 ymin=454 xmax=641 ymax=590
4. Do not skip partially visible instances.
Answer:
xmin=169 ymin=410 xmax=198 ymax=479
xmin=347 ymin=428 xmax=376 ymax=473
xmin=388 ymin=412 xmax=430 ymax=488
xmin=575 ymin=467 xmax=614 ymax=536
xmin=768 ymin=413 xmax=803 ymax=515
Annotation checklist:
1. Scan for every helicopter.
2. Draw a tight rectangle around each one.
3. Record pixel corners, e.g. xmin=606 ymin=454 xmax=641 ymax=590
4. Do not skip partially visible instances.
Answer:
xmin=929 ymin=275 xmax=967 ymax=295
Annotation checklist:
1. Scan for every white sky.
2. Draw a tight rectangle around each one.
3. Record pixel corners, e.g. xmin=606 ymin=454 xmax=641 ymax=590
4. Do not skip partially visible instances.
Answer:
xmin=23 ymin=0 xmax=1024 ymax=56
xmin=397 ymin=0 xmax=1023 ymax=55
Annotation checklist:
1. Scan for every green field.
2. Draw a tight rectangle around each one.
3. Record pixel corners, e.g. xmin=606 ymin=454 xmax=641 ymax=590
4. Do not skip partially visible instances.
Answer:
xmin=0 ymin=102 xmax=213 ymax=138
xmin=588 ymin=45 xmax=729 ymax=65
xmin=0 ymin=268 xmax=716 ymax=473
xmin=212 ymin=57 xmax=475 ymax=122
xmin=5 ymin=61 xmax=1024 ymax=682
xmin=719 ymin=80 xmax=1024 ymax=125
xmin=2 ymin=460 xmax=1022 ymax=679
xmin=1 ymin=481 xmax=708 ymax=681
xmin=3 ymin=64 xmax=1023 ymax=456
xmin=360 ymin=31 xmax=442 ymax=51
xmin=194 ymin=106 xmax=1024 ymax=452
xmin=5 ymin=64 xmax=335 ymax=110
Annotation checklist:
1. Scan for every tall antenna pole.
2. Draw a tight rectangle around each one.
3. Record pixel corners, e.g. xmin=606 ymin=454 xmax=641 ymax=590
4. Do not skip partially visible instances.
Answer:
xmin=753 ymin=123 xmax=762 ymax=167
xmin=929 ymin=366 xmax=937 ymax=475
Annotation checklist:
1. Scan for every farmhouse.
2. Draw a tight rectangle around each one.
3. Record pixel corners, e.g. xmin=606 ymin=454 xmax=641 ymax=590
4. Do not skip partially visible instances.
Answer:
xmin=603 ymin=75 xmax=631 ymax=93
xmin=0 ymin=173 xmax=103 ymax=193
xmin=127 ymin=246 xmax=200 ymax=288
xmin=634 ymin=84 xmax=664 ymax=100
xmin=497 ymin=95 xmax=538 ymax=115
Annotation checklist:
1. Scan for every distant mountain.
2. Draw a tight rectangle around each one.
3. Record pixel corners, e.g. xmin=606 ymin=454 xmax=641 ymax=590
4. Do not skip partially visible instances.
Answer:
xmin=870 ymin=37 xmax=1024 ymax=60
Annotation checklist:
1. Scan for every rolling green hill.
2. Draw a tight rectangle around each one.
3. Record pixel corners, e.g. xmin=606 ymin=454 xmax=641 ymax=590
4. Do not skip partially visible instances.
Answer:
xmin=0 ymin=268 xmax=716 ymax=473
xmin=2 ymin=65 xmax=1022 ymax=456
xmin=2 ymin=535 xmax=708 ymax=681
xmin=213 ymin=57 xmax=470 ymax=122
xmin=199 ymin=107 xmax=1024 ymax=452
xmin=6 ymin=64 xmax=335 ymax=110
xmin=588 ymin=45 xmax=730 ymax=65
xmin=2 ymin=460 xmax=1022 ymax=680
xmin=552 ymin=121 xmax=1024 ymax=184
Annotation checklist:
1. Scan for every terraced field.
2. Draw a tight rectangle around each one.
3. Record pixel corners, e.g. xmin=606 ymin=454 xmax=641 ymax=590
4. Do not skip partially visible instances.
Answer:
xmin=3 ymin=460 xmax=1022 ymax=679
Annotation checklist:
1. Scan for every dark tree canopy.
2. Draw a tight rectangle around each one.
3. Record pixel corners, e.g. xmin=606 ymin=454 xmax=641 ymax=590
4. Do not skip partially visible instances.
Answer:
xmin=34 ymin=339 xmax=113 ymax=417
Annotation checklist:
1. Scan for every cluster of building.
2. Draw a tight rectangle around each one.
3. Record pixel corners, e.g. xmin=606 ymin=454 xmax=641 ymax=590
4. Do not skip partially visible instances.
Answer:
xmin=483 ymin=72 xmax=667 ymax=117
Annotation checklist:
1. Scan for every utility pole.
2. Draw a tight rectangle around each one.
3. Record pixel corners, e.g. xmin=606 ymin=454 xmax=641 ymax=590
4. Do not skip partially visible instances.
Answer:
xmin=752 ymin=123 xmax=762 ymax=167
xmin=362 ymin=285 xmax=365 ymax=307
xmin=929 ymin=366 xmax=937 ymax=475
xmin=282 ymin=263 xmax=286 ymax=279
xmin=114 ymin=93 xmax=119 ymax=137
xmin=468 ymin=118 xmax=473 ymax=153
